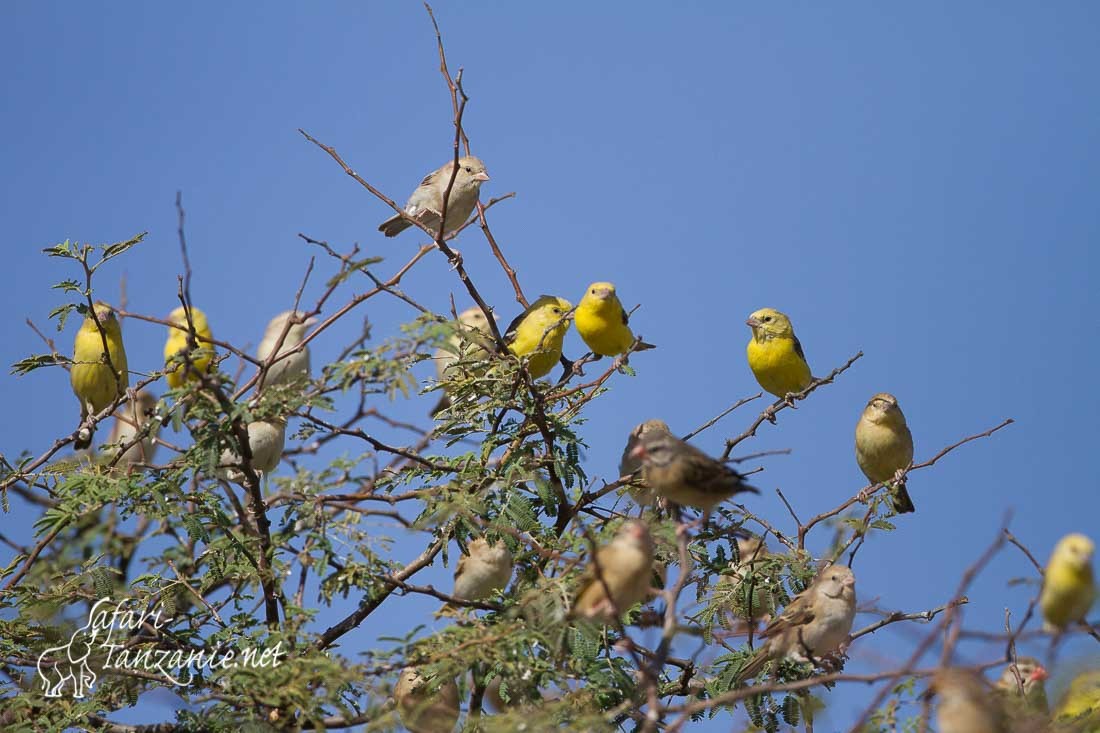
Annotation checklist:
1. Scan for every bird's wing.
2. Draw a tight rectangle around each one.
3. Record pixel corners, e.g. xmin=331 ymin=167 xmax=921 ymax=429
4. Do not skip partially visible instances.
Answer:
xmin=620 ymin=302 xmax=630 ymax=326
xmin=453 ymin=554 xmax=470 ymax=581
xmin=760 ymin=588 xmax=816 ymax=638
xmin=503 ymin=308 xmax=530 ymax=347
xmin=793 ymin=335 xmax=808 ymax=364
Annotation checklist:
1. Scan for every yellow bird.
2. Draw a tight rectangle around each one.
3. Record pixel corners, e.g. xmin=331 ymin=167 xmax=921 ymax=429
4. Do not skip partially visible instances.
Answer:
xmin=855 ymin=393 xmax=916 ymax=514
xmin=71 ymin=302 xmax=129 ymax=449
xmin=1055 ymin=668 xmax=1100 ymax=725
xmin=993 ymin=657 xmax=1049 ymax=716
xmin=574 ymin=281 xmax=654 ymax=358
xmin=745 ymin=307 xmax=812 ymax=399
xmin=1039 ymin=532 xmax=1096 ymax=632
xmin=164 ymin=305 xmax=214 ymax=388
xmin=504 ymin=295 xmax=572 ymax=379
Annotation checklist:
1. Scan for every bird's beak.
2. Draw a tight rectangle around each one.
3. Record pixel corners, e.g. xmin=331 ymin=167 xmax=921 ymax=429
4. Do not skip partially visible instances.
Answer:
xmin=745 ymin=317 xmax=762 ymax=328
xmin=474 ymin=172 xmax=490 ymax=182
xmin=843 ymin=576 xmax=856 ymax=588
xmin=1030 ymin=666 xmax=1049 ymax=682
xmin=594 ymin=288 xmax=612 ymax=299
xmin=304 ymin=316 xmax=319 ymax=327
xmin=629 ymin=444 xmax=647 ymax=460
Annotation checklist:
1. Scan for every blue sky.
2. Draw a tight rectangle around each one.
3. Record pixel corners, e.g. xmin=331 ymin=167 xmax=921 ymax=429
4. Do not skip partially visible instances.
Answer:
xmin=2 ymin=2 xmax=1098 ymax=729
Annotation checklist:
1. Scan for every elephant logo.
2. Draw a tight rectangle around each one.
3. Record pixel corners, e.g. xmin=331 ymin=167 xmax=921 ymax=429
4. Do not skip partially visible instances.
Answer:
xmin=37 ymin=598 xmax=114 ymax=698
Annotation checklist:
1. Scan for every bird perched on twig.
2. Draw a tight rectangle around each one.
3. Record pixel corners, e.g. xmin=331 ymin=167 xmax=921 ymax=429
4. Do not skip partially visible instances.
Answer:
xmin=734 ymin=565 xmax=856 ymax=683
xmin=504 ymin=295 xmax=573 ymax=379
xmin=618 ymin=418 xmax=673 ymax=506
xmin=994 ymin=657 xmax=1049 ymax=716
xmin=105 ymin=389 xmax=159 ymax=468
xmin=71 ymin=302 xmax=129 ymax=449
xmin=855 ymin=392 xmax=916 ymax=514
xmin=164 ymin=305 xmax=214 ymax=389
xmin=438 ymin=537 xmax=513 ymax=616
xmin=1039 ymin=532 xmax=1096 ymax=633
xmin=720 ymin=536 xmax=775 ymax=625
xmin=572 ymin=520 xmax=655 ymax=624
xmin=393 ymin=667 xmax=460 ymax=733
xmin=256 ymin=310 xmax=316 ymax=388
xmin=627 ymin=431 xmax=759 ymax=513
xmin=431 ymin=306 xmax=494 ymax=415
xmin=378 ymin=156 xmax=489 ymax=238
xmin=573 ymin=281 xmax=654 ymax=360
xmin=745 ymin=307 xmax=811 ymax=400
xmin=216 ymin=417 xmax=286 ymax=484
xmin=929 ymin=668 xmax=1006 ymax=733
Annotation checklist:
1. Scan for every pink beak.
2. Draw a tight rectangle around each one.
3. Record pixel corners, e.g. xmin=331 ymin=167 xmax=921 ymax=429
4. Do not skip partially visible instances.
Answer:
xmin=629 ymin=443 xmax=646 ymax=460
xmin=474 ymin=172 xmax=490 ymax=182
xmin=746 ymin=317 xmax=762 ymax=328
xmin=1030 ymin=666 xmax=1049 ymax=682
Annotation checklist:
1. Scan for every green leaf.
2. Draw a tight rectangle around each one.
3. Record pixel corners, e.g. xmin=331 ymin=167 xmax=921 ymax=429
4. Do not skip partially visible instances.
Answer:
xmin=10 ymin=353 xmax=69 ymax=376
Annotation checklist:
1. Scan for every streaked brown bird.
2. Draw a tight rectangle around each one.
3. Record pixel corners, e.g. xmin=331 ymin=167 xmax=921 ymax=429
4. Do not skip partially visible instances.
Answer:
xmin=628 ymin=431 xmax=759 ymax=512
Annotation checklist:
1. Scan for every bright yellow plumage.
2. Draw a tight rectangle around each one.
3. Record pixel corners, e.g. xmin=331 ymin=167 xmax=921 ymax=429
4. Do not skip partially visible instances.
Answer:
xmin=504 ymin=295 xmax=572 ymax=379
xmin=1039 ymin=532 xmax=1096 ymax=632
xmin=1055 ymin=669 xmax=1100 ymax=724
xmin=574 ymin=282 xmax=636 ymax=357
xmin=745 ymin=307 xmax=811 ymax=399
xmin=71 ymin=302 xmax=129 ymax=449
xmin=164 ymin=305 xmax=214 ymax=388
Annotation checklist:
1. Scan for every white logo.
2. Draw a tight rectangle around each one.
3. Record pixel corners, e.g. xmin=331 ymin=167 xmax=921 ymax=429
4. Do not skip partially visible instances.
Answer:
xmin=37 ymin=597 xmax=283 ymax=698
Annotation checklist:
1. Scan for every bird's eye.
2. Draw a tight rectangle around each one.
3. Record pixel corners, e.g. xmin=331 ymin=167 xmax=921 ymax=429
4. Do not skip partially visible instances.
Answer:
xmin=552 ymin=308 xmax=561 ymax=314
xmin=464 ymin=166 xmax=472 ymax=173
xmin=763 ymin=316 xmax=773 ymax=323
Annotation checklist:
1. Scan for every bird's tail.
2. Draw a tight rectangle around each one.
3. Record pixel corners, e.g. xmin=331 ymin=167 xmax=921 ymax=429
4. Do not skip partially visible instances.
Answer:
xmin=434 ymin=603 xmax=460 ymax=618
xmin=430 ymin=393 xmax=451 ymax=417
xmin=378 ymin=214 xmax=412 ymax=237
xmin=734 ymin=647 xmax=772 ymax=684
xmin=891 ymin=480 xmax=916 ymax=514
xmin=634 ymin=340 xmax=657 ymax=352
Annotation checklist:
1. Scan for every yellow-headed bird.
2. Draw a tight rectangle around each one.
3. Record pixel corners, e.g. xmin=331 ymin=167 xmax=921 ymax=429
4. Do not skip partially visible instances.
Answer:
xmin=1039 ymin=533 xmax=1096 ymax=632
xmin=574 ymin=281 xmax=654 ymax=358
xmin=855 ymin=393 xmax=916 ymax=514
xmin=164 ymin=305 xmax=214 ymax=388
xmin=71 ymin=302 xmax=129 ymax=449
xmin=745 ymin=308 xmax=812 ymax=399
xmin=504 ymin=295 xmax=572 ymax=379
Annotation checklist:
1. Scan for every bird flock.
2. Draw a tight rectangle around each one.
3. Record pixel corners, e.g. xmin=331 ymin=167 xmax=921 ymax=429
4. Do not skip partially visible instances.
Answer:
xmin=59 ymin=153 xmax=1097 ymax=732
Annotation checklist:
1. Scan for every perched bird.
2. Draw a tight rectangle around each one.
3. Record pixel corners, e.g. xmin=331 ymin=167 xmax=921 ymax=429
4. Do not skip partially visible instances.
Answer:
xmin=393 ymin=667 xmax=460 ymax=733
xmin=930 ymin=668 xmax=1006 ymax=733
xmin=627 ymin=431 xmax=759 ymax=512
xmin=573 ymin=520 xmax=655 ymax=623
xmin=164 ymin=305 xmax=214 ymax=389
xmin=855 ymin=393 xmax=916 ymax=514
xmin=573 ymin=281 xmax=654 ymax=358
xmin=994 ymin=657 xmax=1049 ymax=715
xmin=105 ymin=390 xmax=159 ymax=468
xmin=720 ymin=536 xmax=775 ymax=624
xmin=256 ymin=311 xmax=316 ymax=387
xmin=378 ymin=156 xmax=489 ymax=238
xmin=504 ymin=295 xmax=573 ymax=379
xmin=1039 ymin=533 xmax=1096 ymax=632
xmin=438 ymin=537 xmax=514 ymax=616
xmin=431 ymin=306 xmax=494 ymax=414
xmin=71 ymin=302 xmax=129 ymax=449
xmin=1055 ymin=668 xmax=1100 ymax=725
xmin=216 ymin=417 xmax=286 ymax=483
xmin=735 ymin=565 xmax=857 ymax=683
xmin=618 ymin=418 xmax=673 ymax=505
xmin=745 ymin=308 xmax=812 ymax=400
